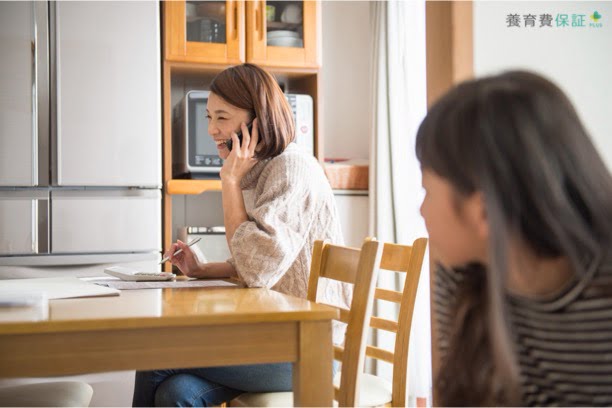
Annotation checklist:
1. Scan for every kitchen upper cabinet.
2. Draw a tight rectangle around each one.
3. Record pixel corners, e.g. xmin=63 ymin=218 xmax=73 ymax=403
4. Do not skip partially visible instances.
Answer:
xmin=163 ymin=0 xmax=320 ymax=68
xmin=164 ymin=1 xmax=244 ymax=64
xmin=246 ymin=1 xmax=320 ymax=69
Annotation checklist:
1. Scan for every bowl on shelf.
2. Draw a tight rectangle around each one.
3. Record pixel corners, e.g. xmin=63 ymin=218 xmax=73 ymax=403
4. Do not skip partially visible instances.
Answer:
xmin=266 ymin=30 xmax=300 ymax=39
xmin=267 ymin=37 xmax=304 ymax=47
xmin=266 ymin=29 xmax=303 ymax=47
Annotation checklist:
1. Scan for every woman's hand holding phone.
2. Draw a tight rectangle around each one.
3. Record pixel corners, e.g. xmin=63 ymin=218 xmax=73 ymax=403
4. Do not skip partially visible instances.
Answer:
xmin=220 ymin=118 xmax=259 ymax=185
xmin=225 ymin=121 xmax=253 ymax=152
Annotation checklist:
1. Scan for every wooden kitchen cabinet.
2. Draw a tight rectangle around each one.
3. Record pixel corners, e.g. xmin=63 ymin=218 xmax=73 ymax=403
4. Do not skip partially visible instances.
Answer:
xmin=164 ymin=1 xmax=244 ymax=64
xmin=246 ymin=1 xmax=321 ymax=69
xmin=163 ymin=0 xmax=320 ymax=68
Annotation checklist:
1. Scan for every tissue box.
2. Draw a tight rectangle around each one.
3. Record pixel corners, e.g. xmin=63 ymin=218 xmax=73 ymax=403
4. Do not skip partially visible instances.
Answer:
xmin=324 ymin=159 xmax=369 ymax=190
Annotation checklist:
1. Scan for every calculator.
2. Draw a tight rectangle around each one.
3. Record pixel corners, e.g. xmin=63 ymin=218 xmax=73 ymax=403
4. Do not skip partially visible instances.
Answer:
xmin=104 ymin=266 xmax=176 ymax=281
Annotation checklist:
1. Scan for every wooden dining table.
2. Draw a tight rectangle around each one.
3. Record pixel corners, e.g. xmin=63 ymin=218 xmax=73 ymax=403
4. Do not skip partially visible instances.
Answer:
xmin=0 ymin=286 xmax=338 ymax=406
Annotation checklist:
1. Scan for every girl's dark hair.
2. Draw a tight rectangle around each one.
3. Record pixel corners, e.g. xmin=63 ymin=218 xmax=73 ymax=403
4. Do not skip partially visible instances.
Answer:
xmin=416 ymin=71 xmax=612 ymax=405
xmin=210 ymin=63 xmax=295 ymax=160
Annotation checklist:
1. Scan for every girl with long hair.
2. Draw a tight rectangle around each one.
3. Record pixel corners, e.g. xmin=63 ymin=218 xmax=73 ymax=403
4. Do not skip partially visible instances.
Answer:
xmin=418 ymin=71 xmax=612 ymax=405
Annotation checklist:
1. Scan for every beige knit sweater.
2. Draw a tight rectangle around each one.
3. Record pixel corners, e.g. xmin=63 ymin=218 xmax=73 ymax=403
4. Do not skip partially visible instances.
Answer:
xmin=227 ymin=143 xmax=352 ymax=344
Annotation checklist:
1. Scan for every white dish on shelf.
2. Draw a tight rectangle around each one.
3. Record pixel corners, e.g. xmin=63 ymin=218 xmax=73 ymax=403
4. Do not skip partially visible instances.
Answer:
xmin=267 ymin=37 xmax=304 ymax=47
xmin=266 ymin=30 xmax=300 ymax=39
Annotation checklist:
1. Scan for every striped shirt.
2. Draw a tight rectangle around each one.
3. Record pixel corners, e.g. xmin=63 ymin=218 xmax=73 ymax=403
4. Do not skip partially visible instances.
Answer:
xmin=433 ymin=258 xmax=612 ymax=406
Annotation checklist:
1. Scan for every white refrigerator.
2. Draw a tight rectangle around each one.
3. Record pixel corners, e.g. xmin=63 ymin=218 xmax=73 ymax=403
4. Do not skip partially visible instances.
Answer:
xmin=0 ymin=1 xmax=162 ymax=279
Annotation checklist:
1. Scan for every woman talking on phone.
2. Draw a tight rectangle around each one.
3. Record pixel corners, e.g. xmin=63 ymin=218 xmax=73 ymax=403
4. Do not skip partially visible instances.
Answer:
xmin=419 ymin=71 xmax=612 ymax=406
xmin=132 ymin=64 xmax=349 ymax=407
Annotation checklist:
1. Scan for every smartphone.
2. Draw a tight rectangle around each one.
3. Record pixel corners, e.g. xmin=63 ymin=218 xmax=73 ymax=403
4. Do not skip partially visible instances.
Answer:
xmin=225 ymin=121 xmax=254 ymax=151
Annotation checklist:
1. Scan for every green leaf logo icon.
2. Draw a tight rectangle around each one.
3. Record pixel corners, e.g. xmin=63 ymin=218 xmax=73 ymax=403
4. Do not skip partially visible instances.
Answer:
xmin=590 ymin=11 xmax=602 ymax=22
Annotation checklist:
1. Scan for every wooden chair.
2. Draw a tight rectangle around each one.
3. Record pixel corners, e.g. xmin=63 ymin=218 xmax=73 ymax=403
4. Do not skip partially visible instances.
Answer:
xmin=358 ymin=237 xmax=428 ymax=407
xmin=232 ymin=237 xmax=428 ymax=407
xmin=232 ymin=238 xmax=384 ymax=407
xmin=0 ymin=381 xmax=93 ymax=407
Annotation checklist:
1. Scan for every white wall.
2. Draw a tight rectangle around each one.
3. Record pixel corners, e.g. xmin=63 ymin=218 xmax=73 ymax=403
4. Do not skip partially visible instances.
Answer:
xmin=474 ymin=1 xmax=612 ymax=169
xmin=322 ymin=1 xmax=372 ymax=160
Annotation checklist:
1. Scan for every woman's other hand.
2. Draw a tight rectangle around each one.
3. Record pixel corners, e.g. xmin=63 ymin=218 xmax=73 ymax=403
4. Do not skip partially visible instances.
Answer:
xmin=220 ymin=118 xmax=260 ymax=185
xmin=164 ymin=240 xmax=202 ymax=278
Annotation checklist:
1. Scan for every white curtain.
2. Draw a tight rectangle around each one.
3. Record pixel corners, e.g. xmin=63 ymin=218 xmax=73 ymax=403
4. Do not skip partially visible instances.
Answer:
xmin=369 ymin=1 xmax=431 ymax=406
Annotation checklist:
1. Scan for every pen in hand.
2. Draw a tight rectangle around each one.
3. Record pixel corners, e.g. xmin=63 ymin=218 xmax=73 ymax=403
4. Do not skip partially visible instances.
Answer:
xmin=159 ymin=237 xmax=202 ymax=265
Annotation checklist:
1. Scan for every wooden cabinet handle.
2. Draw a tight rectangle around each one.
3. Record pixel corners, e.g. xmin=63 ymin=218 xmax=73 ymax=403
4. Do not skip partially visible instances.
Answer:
xmin=254 ymin=2 xmax=260 ymax=39
xmin=259 ymin=0 xmax=265 ymax=41
xmin=228 ymin=0 xmax=238 ymax=40
xmin=254 ymin=0 xmax=265 ymax=41
xmin=233 ymin=1 xmax=238 ymax=40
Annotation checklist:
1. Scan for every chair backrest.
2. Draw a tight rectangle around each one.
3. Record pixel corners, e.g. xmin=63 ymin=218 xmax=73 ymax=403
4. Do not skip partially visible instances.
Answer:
xmin=306 ymin=239 xmax=384 ymax=407
xmin=365 ymin=237 xmax=428 ymax=407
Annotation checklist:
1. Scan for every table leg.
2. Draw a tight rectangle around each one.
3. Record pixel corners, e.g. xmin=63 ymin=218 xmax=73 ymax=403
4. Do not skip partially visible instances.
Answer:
xmin=292 ymin=320 xmax=333 ymax=407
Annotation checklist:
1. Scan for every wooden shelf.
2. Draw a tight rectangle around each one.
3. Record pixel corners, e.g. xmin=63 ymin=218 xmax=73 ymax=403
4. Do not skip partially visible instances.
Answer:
xmin=267 ymin=22 xmax=302 ymax=30
xmin=167 ymin=179 xmax=222 ymax=195
xmin=168 ymin=60 xmax=319 ymax=78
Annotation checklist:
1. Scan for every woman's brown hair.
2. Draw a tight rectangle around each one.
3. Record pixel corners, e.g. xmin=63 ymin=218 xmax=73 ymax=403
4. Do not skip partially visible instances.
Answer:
xmin=209 ymin=63 xmax=295 ymax=160
xmin=416 ymin=71 xmax=612 ymax=405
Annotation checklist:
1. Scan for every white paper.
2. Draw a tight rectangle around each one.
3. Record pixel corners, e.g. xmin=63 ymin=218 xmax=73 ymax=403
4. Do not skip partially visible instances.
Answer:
xmin=90 ymin=279 xmax=238 ymax=290
xmin=0 ymin=277 xmax=119 ymax=300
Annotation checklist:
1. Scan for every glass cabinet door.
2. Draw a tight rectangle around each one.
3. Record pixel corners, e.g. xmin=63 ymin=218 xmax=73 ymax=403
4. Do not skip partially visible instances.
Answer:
xmin=164 ymin=0 xmax=245 ymax=64
xmin=186 ymin=1 xmax=226 ymax=44
xmin=247 ymin=1 xmax=320 ymax=69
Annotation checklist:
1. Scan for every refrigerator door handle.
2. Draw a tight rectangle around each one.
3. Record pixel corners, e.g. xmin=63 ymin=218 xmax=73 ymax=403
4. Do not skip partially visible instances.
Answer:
xmin=32 ymin=198 xmax=49 ymax=254
xmin=49 ymin=1 xmax=60 ymax=185
xmin=34 ymin=1 xmax=50 ymax=186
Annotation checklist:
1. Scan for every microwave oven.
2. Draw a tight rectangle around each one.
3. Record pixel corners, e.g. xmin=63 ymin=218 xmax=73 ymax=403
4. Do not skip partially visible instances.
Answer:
xmin=173 ymin=90 xmax=314 ymax=177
